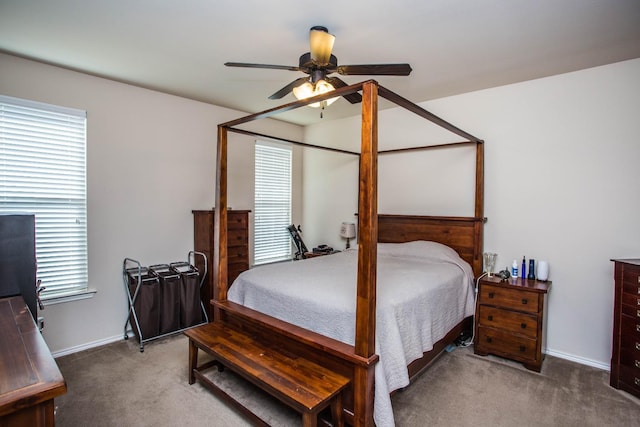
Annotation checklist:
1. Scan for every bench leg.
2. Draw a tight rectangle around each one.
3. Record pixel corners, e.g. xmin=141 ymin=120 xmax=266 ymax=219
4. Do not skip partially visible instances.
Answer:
xmin=302 ymin=411 xmax=317 ymax=427
xmin=331 ymin=393 xmax=344 ymax=427
xmin=188 ymin=339 xmax=198 ymax=385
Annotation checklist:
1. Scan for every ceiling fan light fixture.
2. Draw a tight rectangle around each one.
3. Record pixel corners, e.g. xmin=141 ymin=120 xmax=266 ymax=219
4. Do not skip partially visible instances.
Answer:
xmin=293 ymin=79 xmax=338 ymax=108
xmin=292 ymin=81 xmax=314 ymax=100
xmin=309 ymin=26 xmax=335 ymax=65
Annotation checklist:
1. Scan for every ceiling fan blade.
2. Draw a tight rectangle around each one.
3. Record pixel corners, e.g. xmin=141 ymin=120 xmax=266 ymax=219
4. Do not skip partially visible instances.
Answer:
xmin=337 ymin=63 xmax=412 ymax=76
xmin=309 ymin=26 xmax=335 ymax=65
xmin=225 ymin=62 xmax=300 ymax=72
xmin=268 ymin=77 xmax=310 ymax=99
xmin=326 ymin=77 xmax=362 ymax=104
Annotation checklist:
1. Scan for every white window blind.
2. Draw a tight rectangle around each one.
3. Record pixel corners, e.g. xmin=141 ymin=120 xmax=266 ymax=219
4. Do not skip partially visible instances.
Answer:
xmin=0 ymin=95 xmax=88 ymax=299
xmin=254 ymin=142 xmax=292 ymax=265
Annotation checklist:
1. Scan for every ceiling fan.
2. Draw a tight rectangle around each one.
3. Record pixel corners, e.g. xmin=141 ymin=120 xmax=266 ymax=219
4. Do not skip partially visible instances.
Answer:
xmin=225 ymin=26 xmax=412 ymax=107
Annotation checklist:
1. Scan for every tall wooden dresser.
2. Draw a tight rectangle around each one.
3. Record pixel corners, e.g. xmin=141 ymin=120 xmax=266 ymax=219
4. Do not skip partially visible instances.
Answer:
xmin=610 ymin=258 xmax=640 ymax=398
xmin=193 ymin=210 xmax=250 ymax=321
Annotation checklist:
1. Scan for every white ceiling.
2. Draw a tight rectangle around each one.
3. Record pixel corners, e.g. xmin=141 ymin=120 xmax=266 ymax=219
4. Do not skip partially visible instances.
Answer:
xmin=1 ymin=0 xmax=639 ymax=126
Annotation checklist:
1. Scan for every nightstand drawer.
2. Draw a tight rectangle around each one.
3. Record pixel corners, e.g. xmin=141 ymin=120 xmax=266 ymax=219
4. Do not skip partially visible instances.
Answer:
xmin=478 ymin=284 xmax=540 ymax=314
xmin=477 ymin=305 xmax=538 ymax=339
xmin=476 ymin=326 xmax=537 ymax=360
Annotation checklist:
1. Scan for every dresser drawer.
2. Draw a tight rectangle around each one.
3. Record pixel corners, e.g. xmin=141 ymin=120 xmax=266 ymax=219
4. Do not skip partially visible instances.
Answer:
xmin=227 ymin=228 xmax=248 ymax=247
xmin=622 ymin=291 xmax=640 ymax=309
xmin=228 ymin=245 xmax=248 ymax=263
xmin=618 ymin=352 xmax=640 ymax=395
xmin=621 ymin=299 xmax=640 ymax=319
xmin=622 ymin=275 xmax=640 ymax=297
xmin=228 ymin=212 xmax=248 ymax=230
xmin=477 ymin=305 xmax=538 ymax=339
xmin=478 ymin=284 xmax=540 ymax=314
xmin=621 ymin=314 xmax=640 ymax=342
xmin=476 ymin=326 xmax=537 ymax=361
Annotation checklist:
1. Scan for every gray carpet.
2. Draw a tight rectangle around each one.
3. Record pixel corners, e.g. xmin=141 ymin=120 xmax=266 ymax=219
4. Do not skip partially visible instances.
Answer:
xmin=54 ymin=334 xmax=640 ymax=426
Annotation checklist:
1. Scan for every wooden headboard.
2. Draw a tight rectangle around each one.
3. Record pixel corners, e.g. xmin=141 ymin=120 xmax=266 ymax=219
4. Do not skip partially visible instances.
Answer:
xmin=377 ymin=214 xmax=484 ymax=277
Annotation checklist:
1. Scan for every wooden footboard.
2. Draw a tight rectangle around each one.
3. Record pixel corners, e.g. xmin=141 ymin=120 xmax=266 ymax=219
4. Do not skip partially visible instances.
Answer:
xmin=212 ymin=300 xmax=470 ymax=425
xmin=214 ymin=300 xmax=377 ymax=426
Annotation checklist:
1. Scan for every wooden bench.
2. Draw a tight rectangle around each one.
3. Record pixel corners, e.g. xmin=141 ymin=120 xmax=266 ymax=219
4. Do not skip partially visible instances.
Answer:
xmin=185 ymin=321 xmax=350 ymax=427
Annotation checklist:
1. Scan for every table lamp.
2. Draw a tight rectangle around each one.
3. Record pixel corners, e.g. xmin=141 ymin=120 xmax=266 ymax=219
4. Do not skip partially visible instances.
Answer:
xmin=340 ymin=222 xmax=356 ymax=249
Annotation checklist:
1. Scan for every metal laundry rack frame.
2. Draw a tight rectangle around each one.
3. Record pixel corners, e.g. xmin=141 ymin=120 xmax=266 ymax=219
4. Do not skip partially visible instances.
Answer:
xmin=123 ymin=250 xmax=208 ymax=352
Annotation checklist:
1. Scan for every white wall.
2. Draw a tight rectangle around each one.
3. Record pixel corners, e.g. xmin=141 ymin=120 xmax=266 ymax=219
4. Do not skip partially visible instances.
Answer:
xmin=0 ymin=53 xmax=303 ymax=354
xmin=301 ymin=59 xmax=640 ymax=368
xmin=3 ymin=51 xmax=639 ymax=367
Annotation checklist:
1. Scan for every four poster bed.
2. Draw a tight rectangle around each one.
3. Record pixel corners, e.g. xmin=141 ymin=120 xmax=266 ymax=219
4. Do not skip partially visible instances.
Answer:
xmin=196 ymin=80 xmax=484 ymax=426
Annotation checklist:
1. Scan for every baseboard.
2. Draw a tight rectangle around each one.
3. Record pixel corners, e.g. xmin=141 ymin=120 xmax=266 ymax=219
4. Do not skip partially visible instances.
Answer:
xmin=545 ymin=347 xmax=610 ymax=371
xmin=52 ymin=333 xmax=129 ymax=358
xmin=52 ymin=333 xmax=611 ymax=373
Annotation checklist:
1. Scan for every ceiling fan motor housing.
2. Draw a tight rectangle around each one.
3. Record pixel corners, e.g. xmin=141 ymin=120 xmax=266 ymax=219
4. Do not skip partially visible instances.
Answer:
xmin=299 ymin=52 xmax=338 ymax=70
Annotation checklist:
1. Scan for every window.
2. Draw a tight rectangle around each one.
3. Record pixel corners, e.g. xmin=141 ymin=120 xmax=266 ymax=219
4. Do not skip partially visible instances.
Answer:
xmin=254 ymin=141 xmax=292 ymax=265
xmin=0 ymin=95 xmax=88 ymax=299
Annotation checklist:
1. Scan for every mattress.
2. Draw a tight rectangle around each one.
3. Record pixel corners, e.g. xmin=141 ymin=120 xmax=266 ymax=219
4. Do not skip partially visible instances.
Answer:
xmin=228 ymin=240 xmax=475 ymax=427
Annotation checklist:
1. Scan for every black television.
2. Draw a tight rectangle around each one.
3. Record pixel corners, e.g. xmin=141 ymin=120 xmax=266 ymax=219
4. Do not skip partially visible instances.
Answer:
xmin=0 ymin=214 xmax=37 ymax=320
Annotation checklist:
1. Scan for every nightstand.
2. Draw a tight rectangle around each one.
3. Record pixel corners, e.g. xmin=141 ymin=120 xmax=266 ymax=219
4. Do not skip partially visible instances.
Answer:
xmin=474 ymin=276 xmax=551 ymax=372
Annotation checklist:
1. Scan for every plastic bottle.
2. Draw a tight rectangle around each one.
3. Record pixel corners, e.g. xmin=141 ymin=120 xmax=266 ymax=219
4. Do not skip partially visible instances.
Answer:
xmin=511 ymin=260 xmax=518 ymax=279
xmin=521 ymin=256 xmax=526 ymax=279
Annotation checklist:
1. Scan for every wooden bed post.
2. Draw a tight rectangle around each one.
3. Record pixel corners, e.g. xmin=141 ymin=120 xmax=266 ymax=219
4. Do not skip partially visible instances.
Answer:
xmin=474 ymin=141 xmax=485 ymax=275
xmin=213 ymin=125 xmax=229 ymax=321
xmin=354 ymin=80 xmax=378 ymax=427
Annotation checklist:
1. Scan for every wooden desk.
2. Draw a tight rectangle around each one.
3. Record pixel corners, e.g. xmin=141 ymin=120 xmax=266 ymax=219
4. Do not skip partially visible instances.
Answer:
xmin=0 ymin=296 xmax=67 ymax=426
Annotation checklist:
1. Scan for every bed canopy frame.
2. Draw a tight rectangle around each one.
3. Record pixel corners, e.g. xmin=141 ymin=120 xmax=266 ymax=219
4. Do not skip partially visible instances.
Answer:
xmin=212 ymin=80 xmax=484 ymax=426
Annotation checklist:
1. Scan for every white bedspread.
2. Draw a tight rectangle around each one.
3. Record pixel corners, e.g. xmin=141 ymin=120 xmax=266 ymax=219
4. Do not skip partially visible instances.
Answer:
xmin=228 ymin=241 xmax=475 ymax=427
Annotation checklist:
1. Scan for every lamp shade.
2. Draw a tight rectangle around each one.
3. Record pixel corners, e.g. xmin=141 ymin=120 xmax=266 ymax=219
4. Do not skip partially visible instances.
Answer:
xmin=340 ymin=222 xmax=356 ymax=239
xmin=309 ymin=27 xmax=335 ymax=65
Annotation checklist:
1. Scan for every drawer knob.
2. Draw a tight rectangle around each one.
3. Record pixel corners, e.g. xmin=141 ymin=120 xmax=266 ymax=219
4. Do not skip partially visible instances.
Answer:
xmin=519 ymin=345 xmax=526 ymax=352
xmin=488 ymin=315 xmax=493 ymax=321
xmin=488 ymin=292 xmax=494 ymax=299
xmin=521 ymin=298 xmax=528 ymax=305
xmin=637 ymin=310 xmax=640 ymax=318
xmin=636 ymin=324 xmax=640 ymax=333
xmin=635 ymin=360 xmax=640 ymax=369
xmin=638 ymin=276 xmax=640 ymax=284
xmin=521 ymin=323 xmax=527 ymax=329
xmin=636 ymin=378 xmax=640 ymax=386
xmin=486 ymin=337 xmax=492 ymax=343
xmin=637 ymin=286 xmax=640 ymax=294
xmin=636 ymin=342 xmax=640 ymax=351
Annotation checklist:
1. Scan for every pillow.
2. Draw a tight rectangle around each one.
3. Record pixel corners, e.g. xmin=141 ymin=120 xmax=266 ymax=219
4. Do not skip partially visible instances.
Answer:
xmin=377 ymin=240 xmax=460 ymax=261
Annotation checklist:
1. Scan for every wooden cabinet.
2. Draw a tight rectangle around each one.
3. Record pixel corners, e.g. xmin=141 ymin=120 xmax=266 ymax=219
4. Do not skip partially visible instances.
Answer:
xmin=610 ymin=258 xmax=640 ymax=398
xmin=0 ymin=296 xmax=66 ymax=426
xmin=193 ymin=210 xmax=250 ymax=321
xmin=474 ymin=276 xmax=551 ymax=372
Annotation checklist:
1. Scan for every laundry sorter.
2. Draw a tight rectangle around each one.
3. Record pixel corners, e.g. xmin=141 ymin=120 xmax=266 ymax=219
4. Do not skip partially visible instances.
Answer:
xmin=123 ymin=251 xmax=207 ymax=352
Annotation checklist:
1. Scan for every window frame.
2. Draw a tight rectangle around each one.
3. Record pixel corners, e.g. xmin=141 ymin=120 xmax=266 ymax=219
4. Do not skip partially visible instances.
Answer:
xmin=0 ymin=94 xmax=89 ymax=301
xmin=253 ymin=140 xmax=293 ymax=265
